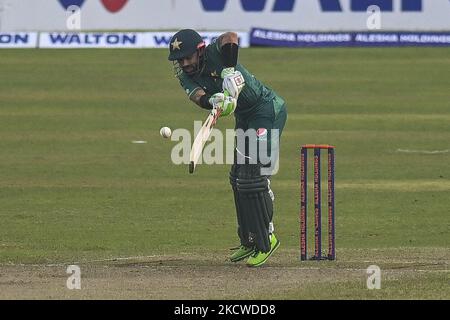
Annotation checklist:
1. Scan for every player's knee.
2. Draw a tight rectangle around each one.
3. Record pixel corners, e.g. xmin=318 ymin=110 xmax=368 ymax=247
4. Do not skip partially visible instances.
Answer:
xmin=236 ymin=164 xmax=268 ymax=194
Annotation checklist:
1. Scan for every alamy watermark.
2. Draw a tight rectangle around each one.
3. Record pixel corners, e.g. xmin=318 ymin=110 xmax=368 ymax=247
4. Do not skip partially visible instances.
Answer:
xmin=366 ymin=265 xmax=381 ymax=290
xmin=66 ymin=5 xmax=82 ymax=30
xmin=367 ymin=5 xmax=382 ymax=30
xmin=66 ymin=265 xmax=81 ymax=290
xmin=170 ymin=124 xmax=280 ymax=175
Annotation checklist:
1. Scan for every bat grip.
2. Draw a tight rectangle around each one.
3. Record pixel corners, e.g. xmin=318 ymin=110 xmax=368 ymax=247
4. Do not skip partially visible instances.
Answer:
xmin=212 ymin=109 xmax=221 ymax=126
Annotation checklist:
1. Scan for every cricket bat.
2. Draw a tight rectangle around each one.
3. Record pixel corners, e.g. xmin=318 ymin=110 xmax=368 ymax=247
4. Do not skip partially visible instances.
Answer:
xmin=189 ymin=108 xmax=222 ymax=174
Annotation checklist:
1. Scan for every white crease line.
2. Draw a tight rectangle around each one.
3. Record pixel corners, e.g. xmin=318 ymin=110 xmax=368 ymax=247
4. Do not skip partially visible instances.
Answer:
xmin=396 ymin=149 xmax=449 ymax=154
xmin=360 ymin=260 xmax=449 ymax=265
xmin=1 ymin=254 xmax=449 ymax=268
xmin=0 ymin=253 xmax=196 ymax=267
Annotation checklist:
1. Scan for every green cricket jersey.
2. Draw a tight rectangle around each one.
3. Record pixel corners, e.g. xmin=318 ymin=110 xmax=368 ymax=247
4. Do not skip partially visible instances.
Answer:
xmin=177 ymin=38 xmax=284 ymax=117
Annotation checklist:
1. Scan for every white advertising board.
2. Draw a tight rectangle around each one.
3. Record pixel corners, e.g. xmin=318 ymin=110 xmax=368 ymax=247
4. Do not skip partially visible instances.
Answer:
xmin=1 ymin=0 xmax=449 ymax=32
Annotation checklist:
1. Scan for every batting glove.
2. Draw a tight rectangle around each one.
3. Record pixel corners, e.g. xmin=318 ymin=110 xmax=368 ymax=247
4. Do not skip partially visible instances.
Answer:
xmin=209 ymin=92 xmax=237 ymax=117
xmin=222 ymin=70 xmax=245 ymax=99
xmin=221 ymin=67 xmax=236 ymax=79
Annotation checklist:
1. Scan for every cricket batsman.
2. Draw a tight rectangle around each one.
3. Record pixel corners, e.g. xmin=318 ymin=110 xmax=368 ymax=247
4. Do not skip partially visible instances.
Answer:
xmin=168 ymin=29 xmax=287 ymax=267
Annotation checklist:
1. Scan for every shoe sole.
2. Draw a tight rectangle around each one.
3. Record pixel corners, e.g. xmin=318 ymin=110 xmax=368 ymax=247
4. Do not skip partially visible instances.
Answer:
xmin=246 ymin=239 xmax=280 ymax=267
xmin=230 ymin=250 xmax=255 ymax=263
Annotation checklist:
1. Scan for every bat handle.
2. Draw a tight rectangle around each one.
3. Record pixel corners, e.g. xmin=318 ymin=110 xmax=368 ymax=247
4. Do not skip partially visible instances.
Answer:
xmin=210 ymin=90 xmax=228 ymax=126
xmin=212 ymin=109 xmax=221 ymax=126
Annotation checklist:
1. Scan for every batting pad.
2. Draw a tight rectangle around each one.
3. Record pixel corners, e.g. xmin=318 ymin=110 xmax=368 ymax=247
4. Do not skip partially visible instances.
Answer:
xmin=236 ymin=164 xmax=274 ymax=253
xmin=230 ymin=164 xmax=252 ymax=247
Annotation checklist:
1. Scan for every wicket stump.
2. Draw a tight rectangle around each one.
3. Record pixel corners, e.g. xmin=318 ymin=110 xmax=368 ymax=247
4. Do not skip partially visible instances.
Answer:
xmin=300 ymin=144 xmax=335 ymax=261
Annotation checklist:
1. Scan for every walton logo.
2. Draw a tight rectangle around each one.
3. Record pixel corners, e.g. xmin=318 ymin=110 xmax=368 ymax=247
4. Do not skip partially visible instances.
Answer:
xmin=201 ymin=0 xmax=425 ymax=12
xmin=58 ymin=0 xmax=128 ymax=13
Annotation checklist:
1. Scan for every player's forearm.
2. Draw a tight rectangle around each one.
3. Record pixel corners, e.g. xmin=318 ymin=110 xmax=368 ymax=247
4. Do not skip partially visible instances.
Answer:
xmin=190 ymin=90 xmax=212 ymax=110
xmin=220 ymin=32 xmax=239 ymax=68
xmin=220 ymin=32 xmax=238 ymax=46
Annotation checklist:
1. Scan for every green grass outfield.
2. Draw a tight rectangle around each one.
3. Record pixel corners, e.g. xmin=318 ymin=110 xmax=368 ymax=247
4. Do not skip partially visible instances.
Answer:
xmin=0 ymin=48 xmax=449 ymax=299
